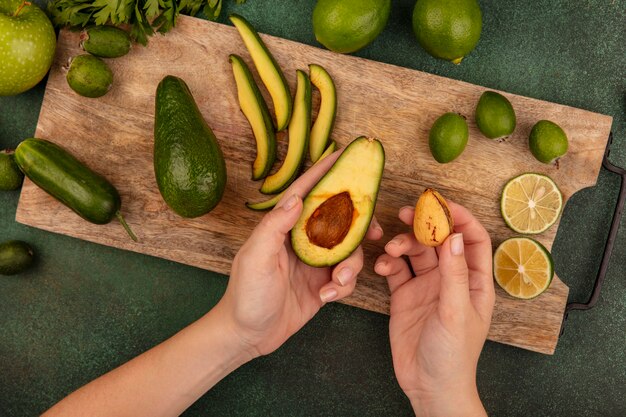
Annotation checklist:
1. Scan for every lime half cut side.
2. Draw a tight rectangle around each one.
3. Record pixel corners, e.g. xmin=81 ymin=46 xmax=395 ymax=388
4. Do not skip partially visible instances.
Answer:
xmin=494 ymin=237 xmax=554 ymax=299
xmin=500 ymin=173 xmax=563 ymax=234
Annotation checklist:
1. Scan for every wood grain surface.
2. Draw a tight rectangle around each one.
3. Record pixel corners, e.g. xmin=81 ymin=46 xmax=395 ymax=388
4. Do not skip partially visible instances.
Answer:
xmin=16 ymin=16 xmax=613 ymax=354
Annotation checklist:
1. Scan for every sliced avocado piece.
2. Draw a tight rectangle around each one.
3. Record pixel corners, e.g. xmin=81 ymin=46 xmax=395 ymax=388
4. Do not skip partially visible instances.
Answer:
xmin=260 ymin=70 xmax=311 ymax=195
xmin=230 ymin=54 xmax=276 ymax=180
xmin=246 ymin=140 xmax=337 ymax=211
xmin=291 ymin=137 xmax=385 ymax=267
xmin=154 ymin=75 xmax=227 ymax=218
xmin=309 ymin=64 xmax=337 ymax=163
xmin=230 ymin=14 xmax=293 ymax=131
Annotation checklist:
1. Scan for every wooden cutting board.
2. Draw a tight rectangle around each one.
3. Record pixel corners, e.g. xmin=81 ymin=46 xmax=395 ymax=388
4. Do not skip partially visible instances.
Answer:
xmin=16 ymin=16 xmax=612 ymax=355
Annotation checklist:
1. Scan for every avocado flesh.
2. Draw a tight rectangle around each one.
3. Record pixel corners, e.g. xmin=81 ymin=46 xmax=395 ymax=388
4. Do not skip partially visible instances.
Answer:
xmin=230 ymin=54 xmax=276 ymax=180
xmin=230 ymin=14 xmax=292 ymax=131
xmin=309 ymin=64 xmax=337 ymax=163
xmin=154 ymin=76 xmax=227 ymax=218
xmin=291 ymin=137 xmax=385 ymax=267
xmin=260 ymin=70 xmax=311 ymax=194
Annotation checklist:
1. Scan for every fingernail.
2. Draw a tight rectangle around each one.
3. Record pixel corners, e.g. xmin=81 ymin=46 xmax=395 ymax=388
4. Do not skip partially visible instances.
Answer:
xmin=283 ymin=194 xmax=299 ymax=210
xmin=320 ymin=288 xmax=338 ymax=303
xmin=451 ymin=233 xmax=464 ymax=256
xmin=386 ymin=237 xmax=403 ymax=248
xmin=337 ymin=267 xmax=353 ymax=286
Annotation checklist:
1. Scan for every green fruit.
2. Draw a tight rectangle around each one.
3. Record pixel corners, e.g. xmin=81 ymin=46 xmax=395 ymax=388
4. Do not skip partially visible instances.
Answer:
xmin=0 ymin=0 xmax=56 ymax=96
xmin=14 ymin=138 xmax=137 ymax=240
xmin=260 ymin=70 xmax=311 ymax=195
xmin=0 ymin=240 xmax=34 ymax=275
xmin=529 ymin=120 xmax=569 ymax=164
xmin=312 ymin=0 xmax=391 ymax=54
xmin=475 ymin=91 xmax=516 ymax=139
xmin=230 ymin=14 xmax=292 ymax=131
xmin=0 ymin=149 xmax=24 ymax=190
xmin=154 ymin=75 xmax=227 ymax=218
xmin=309 ymin=64 xmax=337 ymax=163
xmin=66 ymin=54 xmax=113 ymax=98
xmin=428 ymin=113 xmax=468 ymax=163
xmin=291 ymin=137 xmax=385 ymax=267
xmin=229 ymin=54 xmax=276 ymax=180
xmin=412 ymin=0 xmax=482 ymax=64
xmin=80 ymin=26 xmax=131 ymax=58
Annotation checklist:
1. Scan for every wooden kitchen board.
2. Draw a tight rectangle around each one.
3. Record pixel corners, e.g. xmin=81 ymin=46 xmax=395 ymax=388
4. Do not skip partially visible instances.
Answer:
xmin=16 ymin=16 xmax=612 ymax=355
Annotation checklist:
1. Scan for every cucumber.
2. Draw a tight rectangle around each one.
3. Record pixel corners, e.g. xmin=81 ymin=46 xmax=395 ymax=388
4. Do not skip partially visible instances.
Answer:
xmin=230 ymin=14 xmax=293 ymax=131
xmin=260 ymin=70 xmax=311 ymax=194
xmin=14 ymin=138 xmax=137 ymax=241
xmin=0 ymin=240 xmax=34 ymax=276
xmin=309 ymin=64 xmax=337 ymax=163
xmin=229 ymin=54 xmax=276 ymax=180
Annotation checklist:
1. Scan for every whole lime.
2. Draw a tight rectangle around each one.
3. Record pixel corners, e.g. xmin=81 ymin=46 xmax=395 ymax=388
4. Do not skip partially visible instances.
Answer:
xmin=0 ymin=150 xmax=24 ymax=190
xmin=312 ymin=0 xmax=391 ymax=54
xmin=429 ymin=112 xmax=468 ymax=163
xmin=529 ymin=120 xmax=568 ymax=164
xmin=412 ymin=0 xmax=482 ymax=64
xmin=475 ymin=91 xmax=516 ymax=139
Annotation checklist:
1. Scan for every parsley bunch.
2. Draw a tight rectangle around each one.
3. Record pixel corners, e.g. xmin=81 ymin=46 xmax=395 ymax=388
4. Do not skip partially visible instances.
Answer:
xmin=48 ymin=0 xmax=247 ymax=45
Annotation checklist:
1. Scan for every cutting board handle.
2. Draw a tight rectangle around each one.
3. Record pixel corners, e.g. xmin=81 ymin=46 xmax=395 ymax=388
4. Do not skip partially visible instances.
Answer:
xmin=560 ymin=132 xmax=625 ymax=336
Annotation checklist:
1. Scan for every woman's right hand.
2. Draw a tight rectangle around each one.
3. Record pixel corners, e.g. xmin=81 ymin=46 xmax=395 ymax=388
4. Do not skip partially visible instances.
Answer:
xmin=374 ymin=202 xmax=495 ymax=417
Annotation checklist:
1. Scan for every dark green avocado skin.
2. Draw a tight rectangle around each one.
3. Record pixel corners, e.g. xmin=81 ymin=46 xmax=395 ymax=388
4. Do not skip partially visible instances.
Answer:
xmin=154 ymin=76 xmax=227 ymax=218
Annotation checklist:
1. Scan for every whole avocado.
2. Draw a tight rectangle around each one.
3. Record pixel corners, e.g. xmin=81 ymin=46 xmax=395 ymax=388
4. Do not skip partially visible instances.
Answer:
xmin=154 ymin=76 xmax=227 ymax=218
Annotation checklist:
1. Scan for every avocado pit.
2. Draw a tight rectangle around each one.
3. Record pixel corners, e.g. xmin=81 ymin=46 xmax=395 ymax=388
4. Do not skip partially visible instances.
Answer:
xmin=306 ymin=191 xmax=354 ymax=249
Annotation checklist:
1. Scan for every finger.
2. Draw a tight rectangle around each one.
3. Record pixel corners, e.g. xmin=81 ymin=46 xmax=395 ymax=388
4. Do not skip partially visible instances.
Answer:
xmin=275 ymin=150 xmax=342 ymax=209
xmin=365 ymin=215 xmax=384 ymax=241
xmin=249 ymin=194 xmax=303 ymax=256
xmin=398 ymin=206 xmax=415 ymax=226
xmin=374 ymin=253 xmax=412 ymax=294
xmin=384 ymin=233 xmax=438 ymax=276
xmin=331 ymin=246 xmax=363 ymax=287
xmin=438 ymin=233 xmax=470 ymax=313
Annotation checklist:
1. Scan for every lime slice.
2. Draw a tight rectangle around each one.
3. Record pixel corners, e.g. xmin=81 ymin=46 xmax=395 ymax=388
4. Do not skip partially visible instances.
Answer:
xmin=500 ymin=173 xmax=562 ymax=234
xmin=494 ymin=237 xmax=554 ymax=299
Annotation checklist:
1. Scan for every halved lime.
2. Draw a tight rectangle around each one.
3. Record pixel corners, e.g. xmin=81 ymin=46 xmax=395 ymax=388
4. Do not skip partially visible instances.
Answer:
xmin=494 ymin=237 xmax=554 ymax=299
xmin=500 ymin=173 xmax=562 ymax=234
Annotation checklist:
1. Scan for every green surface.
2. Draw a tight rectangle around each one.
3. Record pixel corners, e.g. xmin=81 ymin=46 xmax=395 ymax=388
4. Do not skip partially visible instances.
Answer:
xmin=0 ymin=0 xmax=625 ymax=415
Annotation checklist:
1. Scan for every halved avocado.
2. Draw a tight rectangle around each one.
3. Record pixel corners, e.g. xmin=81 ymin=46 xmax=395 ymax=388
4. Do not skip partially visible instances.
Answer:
xmin=230 ymin=14 xmax=293 ymax=131
xmin=309 ymin=64 xmax=337 ymax=163
xmin=260 ymin=70 xmax=311 ymax=194
xmin=291 ymin=137 xmax=385 ymax=267
xmin=246 ymin=140 xmax=337 ymax=211
xmin=230 ymin=54 xmax=276 ymax=180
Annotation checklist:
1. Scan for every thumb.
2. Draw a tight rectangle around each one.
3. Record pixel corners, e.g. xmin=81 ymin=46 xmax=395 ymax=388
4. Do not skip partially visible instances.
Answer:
xmin=438 ymin=233 xmax=470 ymax=309
xmin=250 ymin=194 xmax=302 ymax=255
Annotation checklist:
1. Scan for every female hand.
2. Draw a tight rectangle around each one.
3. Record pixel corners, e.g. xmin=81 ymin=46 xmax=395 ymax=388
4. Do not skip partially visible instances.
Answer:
xmin=374 ymin=202 xmax=494 ymax=417
xmin=217 ymin=151 xmax=383 ymax=359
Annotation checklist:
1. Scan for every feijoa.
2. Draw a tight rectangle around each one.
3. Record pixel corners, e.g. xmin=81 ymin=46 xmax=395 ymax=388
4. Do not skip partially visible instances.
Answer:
xmin=80 ymin=26 xmax=131 ymax=58
xmin=66 ymin=54 xmax=113 ymax=98
xmin=0 ymin=240 xmax=34 ymax=276
xmin=475 ymin=91 xmax=516 ymax=139
xmin=428 ymin=112 xmax=468 ymax=163
xmin=529 ymin=120 xmax=568 ymax=164
xmin=0 ymin=150 xmax=24 ymax=190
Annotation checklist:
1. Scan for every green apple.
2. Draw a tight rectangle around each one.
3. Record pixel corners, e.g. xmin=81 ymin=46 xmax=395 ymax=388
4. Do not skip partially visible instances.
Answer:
xmin=0 ymin=0 xmax=56 ymax=96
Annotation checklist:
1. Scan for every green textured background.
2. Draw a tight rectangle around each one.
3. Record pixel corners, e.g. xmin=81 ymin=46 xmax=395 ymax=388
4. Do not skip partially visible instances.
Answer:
xmin=1 ymin=0 xmax=625 ymax=415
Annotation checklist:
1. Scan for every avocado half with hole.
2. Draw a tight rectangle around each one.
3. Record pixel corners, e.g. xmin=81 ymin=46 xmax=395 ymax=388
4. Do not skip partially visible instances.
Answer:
xmin=291 ymin=137 xmax=385 ymax=267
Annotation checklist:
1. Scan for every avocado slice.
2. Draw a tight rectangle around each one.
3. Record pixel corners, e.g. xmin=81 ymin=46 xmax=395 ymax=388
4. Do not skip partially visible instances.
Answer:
xmin=154 ymin=75 xmax=227 ymax=218
xmin=230 ymin=14 xmax=293 ymax=131
xmin=309 ymin=64 xmax=337 ymax=163
xmin=246 ymin=140 xmax=337 ymax=211
xmin=260 ymin=70 xmax=311 ymax=195
xmin=230 ymin=54 xmax=276 ymax=180
xmin=291 ymin=137 xmax=385 ymax=267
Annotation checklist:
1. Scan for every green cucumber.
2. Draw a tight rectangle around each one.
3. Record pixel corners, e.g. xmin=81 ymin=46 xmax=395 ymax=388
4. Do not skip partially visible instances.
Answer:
xmin=14 ymin=138 xmax=137 ymax=241
xmin=80 ymin=26 xmax=131 ymax=58
xmin=0 ymin=240 xmax=34 ymax=276
xmin=247 ymin=140 xmax=337 ymax=211
xmin=260 ymin=70 xmax=311 ymax=194
xmin=309 ymin=64 xmax=337 ymax=163
xmin=229 ymin=54 xmax=276 ymax=180
xmin=230 ymin=14 xmax=293 ymax=131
